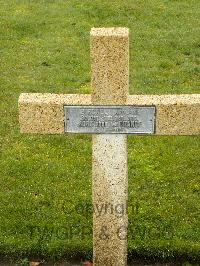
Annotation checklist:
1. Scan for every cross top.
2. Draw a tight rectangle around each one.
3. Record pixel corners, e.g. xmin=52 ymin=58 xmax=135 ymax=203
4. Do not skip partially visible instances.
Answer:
xmin=19 ymin=28 xmax=200 ymax=266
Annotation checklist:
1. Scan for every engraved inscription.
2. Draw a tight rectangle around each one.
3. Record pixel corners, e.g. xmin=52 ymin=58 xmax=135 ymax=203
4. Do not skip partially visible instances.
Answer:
xmin=64 ymin=106 xmax=155 ymax=134
xmin=79 ymin=109 xmax=141 ymax=130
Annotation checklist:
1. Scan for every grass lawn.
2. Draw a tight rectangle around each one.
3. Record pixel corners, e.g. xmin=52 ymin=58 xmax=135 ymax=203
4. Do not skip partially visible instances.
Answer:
xmin=0 ymin=0 xmax=200 ymax=264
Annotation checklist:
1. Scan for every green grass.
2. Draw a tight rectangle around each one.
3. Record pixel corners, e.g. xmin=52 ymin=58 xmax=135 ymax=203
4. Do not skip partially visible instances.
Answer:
xmin=0 ymin=0 xmax=200 ymax=263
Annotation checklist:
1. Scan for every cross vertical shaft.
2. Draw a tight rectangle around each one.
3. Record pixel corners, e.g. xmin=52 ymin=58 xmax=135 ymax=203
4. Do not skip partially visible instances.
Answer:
xmin=91 ymin=28 xmax=129 ymax=266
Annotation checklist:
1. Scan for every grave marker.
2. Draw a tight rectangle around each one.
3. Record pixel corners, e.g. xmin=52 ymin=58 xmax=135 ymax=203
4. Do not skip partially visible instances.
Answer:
xmin=18 ymin=28 xmax=200 ymax=266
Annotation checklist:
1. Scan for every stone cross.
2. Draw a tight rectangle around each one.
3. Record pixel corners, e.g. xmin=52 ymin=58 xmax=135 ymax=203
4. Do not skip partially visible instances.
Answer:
xmin=18 ymin=28 xmax=200 ymax=266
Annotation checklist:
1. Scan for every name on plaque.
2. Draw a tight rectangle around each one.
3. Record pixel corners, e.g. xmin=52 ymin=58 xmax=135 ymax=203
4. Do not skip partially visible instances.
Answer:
xmin=64 ymin=106 xmax=155 ymax=134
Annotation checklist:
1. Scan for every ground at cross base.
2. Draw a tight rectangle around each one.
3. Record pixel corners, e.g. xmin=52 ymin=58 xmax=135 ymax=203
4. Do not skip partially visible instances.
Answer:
xmin=0 ymin=259 xmax=199 ymax=266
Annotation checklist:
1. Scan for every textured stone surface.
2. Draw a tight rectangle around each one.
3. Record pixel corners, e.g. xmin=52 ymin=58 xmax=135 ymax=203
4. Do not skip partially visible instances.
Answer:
xmin=90 ymin=27 xmax=129 ymax=105
xmin=18 ymin=93 xmax=92 ymax=134
xmin=19 ymin=93 xmax=64 ymax=134
xmin=127 ymin=94 xmax=200 ymax=135
xmin=92 ymin=135 xmax=127 ymax=266
xmin=19 ymin=93 xmax=200 ymax=135
xmin=91 ymin=28 xmax=128 ymax=266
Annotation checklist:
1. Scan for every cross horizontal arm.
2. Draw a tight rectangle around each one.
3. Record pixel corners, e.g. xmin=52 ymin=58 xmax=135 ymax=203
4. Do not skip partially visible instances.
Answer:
xmin=18 ymin=93 xmax=200 ymax=135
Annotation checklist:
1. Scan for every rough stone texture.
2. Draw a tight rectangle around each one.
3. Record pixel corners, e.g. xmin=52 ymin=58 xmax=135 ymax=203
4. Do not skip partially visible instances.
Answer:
xmin=127 ymin=94 xmax=200 ymax=135
xmin=91 ymin=28 xmax=129 ymax=266
xmin=92 ymin=135 xmax=127 ymax=266
xmin=90 ymin=27 xmax=129 ymax=105
xmin=19 ymin=93 xmax=64 ymax=134
xmin=19 ymin=93 xmax=200 ymax=135
xmin=18 ymin=93 xmax=91 ymax=134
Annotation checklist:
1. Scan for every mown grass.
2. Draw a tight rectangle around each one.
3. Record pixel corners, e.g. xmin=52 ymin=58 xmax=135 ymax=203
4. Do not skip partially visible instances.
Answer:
xmin=0 ymin=0 xmax=200 ymax=263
